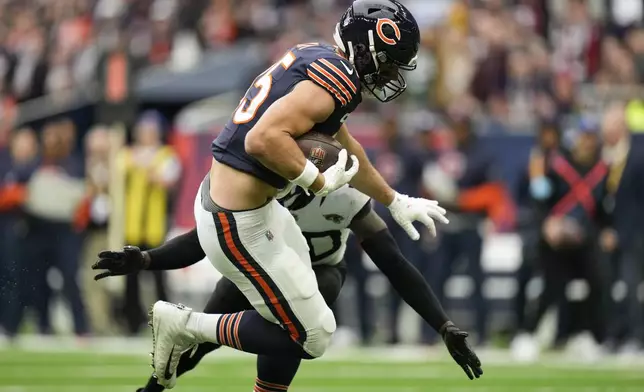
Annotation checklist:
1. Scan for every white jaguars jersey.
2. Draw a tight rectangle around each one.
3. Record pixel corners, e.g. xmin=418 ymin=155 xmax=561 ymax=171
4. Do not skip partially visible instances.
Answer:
xmin=279 ymin=185 xmax=370 ymax=266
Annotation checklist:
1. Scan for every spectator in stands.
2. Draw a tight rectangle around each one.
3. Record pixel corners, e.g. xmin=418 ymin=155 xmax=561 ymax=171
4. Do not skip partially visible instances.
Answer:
xmin=199 ymin=0 xmax=239 ymax=48
xmin=595 ymin=36 xmax=638 ymax=85
xmin=7 ymin=10 xmax=47 ymax=102
xmin=601 ymin=103 xmax=644 ymax=353
xmin=81 ymin=126 xmax=116 ymax=336
xmin=0 ymin=128 xmax=37 ymax=339
xmin=432 ymin=0 xmax=474 ymax=107
xmin=505 ymin=42 xmax=558 ymax=132
xmin=506 ymin=47 xmax=538 ymax=131
xmin=120 ymin=111 xmax=180 ymax=335
xmin=551 ymin=71 xmax=577 ymax=118
xmin=626 ymin=27 xmax=644 ymax=83
xmin=145 ymin=0 xmax=177 ymax=65
xmin=23 ymin=119 xmax=89 ymax=337
xmin=470 ymin=7 xmax=509 ymax=106
xmin=550 ymin=0 xmax=602 ymax=82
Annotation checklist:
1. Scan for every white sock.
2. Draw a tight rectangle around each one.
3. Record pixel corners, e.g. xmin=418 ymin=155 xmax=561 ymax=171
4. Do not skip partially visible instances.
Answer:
xmin=185 ymin=312 xmax=222 ymax=344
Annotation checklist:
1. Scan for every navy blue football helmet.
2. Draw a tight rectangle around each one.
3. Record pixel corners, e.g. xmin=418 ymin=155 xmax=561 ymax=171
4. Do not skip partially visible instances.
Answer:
xmin=333 ymin=0 xmax=421 ymax=102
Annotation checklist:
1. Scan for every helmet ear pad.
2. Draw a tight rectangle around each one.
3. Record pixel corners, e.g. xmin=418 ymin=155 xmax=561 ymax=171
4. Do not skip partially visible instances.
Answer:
xmin=353 ymin=43 xmax=377 ymax=77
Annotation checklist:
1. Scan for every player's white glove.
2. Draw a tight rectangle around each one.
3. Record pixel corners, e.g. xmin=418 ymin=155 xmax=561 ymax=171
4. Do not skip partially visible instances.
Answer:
xmin=387 ymin=192 xmax=449 ymax=240
xmin=314 ymin=149 xmax=359 ymax=196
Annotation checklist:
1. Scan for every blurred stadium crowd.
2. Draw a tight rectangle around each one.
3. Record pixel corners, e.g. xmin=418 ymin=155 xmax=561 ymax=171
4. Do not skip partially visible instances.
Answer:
xmin=0 ymin=0 xmax=643 ymax=360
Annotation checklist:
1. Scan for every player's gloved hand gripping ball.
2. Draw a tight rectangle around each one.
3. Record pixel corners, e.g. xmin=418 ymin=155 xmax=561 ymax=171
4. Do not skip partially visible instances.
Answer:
xmin=315 ymin=149 xmax=359 ymax=196
xmin=440 ymin=321 xmax=484 ymax=380
xmin=387 ymin=192 xmax=449 ymax=240
xmin=92 ymin=245 xmax=148 ymax=280
xmin=293 ymin=132 xmax=359 ymax=197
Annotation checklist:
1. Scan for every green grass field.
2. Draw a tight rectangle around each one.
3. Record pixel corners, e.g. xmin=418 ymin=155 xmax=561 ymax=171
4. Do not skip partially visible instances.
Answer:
xmin=1 ymin=346 xmax=643 ymax=392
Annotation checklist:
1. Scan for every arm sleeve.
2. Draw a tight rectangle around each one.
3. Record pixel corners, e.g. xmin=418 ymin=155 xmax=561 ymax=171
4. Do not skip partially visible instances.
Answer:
xmin=145 ymin=228 xmax=206 ymax=270
xmin=360 ymin=229 xmax=450 ymax=332
xmin=350 ymin=193 xmax=372 ymax=222
xmin=306 ymin=57 xmax=359 ymax=107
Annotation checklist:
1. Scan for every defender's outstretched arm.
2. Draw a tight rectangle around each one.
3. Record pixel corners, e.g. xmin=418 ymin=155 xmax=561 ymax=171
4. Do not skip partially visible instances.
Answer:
xmin=349 ymin=205 xmax=482 ymax=380
xmin=348 ymin=204 xmax=449 ymax=331
xmin=92 ymin=229 xmax=204 ymax=280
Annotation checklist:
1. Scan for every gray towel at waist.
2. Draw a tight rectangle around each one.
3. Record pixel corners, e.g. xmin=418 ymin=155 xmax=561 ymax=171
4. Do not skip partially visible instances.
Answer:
xmin=200 ymin=174 xmax=272 ymax=213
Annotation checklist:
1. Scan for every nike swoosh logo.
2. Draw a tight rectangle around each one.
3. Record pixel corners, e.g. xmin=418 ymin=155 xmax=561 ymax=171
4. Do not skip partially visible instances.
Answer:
xmin=340 ymin=62 xmax=354 ymax=75
xmin=164 ymin=345 xmax=175 ymax=380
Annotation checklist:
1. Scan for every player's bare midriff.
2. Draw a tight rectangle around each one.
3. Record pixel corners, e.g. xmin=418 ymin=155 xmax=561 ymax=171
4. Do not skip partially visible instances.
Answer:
xmin=209 ymin=158 xmax=277 ymax=210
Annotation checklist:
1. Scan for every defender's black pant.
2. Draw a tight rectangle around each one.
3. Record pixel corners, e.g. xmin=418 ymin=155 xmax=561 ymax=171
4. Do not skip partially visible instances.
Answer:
xmin=172 ymin=262 xmax=346 ymax=379
xmin=523 ymin=240 xmax=606 ymax=343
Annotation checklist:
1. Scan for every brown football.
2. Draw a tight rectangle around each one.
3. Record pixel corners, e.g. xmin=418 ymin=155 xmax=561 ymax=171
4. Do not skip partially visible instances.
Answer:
xmin=296 ymin=132 xmax=352 ymax=172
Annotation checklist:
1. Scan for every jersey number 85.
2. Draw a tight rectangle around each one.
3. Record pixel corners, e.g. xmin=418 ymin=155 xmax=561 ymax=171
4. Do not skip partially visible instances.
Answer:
xmin=233 ymin=52 xmax=297 ymax=124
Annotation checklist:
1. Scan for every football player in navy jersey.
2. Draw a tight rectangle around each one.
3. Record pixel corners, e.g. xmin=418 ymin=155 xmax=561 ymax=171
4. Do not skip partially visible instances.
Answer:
xmin=146 ymin=1 xmax=450 ymax=389
xmin=94 ymin=185 xmax=482 ymax=392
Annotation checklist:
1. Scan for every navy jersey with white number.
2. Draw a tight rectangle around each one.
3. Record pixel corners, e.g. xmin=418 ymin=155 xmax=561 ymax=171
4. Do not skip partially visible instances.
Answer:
xmin=212 ymin=43 xmax=362 ymax=189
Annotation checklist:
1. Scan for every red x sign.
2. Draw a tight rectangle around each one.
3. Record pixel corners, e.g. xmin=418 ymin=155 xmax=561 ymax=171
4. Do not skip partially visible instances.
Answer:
xmin=550 ymin=154 xmax=607 ymax=217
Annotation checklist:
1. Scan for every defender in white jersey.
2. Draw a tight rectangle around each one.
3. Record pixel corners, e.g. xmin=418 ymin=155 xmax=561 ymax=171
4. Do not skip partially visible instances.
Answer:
xmin=280 ymin=184 xmax=370 ymax=267
xmin=94 ymin=187 xmax=483 ymax=392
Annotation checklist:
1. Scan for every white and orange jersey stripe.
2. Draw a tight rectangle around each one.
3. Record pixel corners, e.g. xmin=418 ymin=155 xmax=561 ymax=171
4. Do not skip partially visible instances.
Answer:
xmin=306 ymin=57 xmax=359 ymax=107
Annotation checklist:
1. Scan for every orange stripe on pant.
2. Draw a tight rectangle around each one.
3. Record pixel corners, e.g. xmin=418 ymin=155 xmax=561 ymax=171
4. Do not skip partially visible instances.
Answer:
xmin=225 ymin=313 xmax=235 ymax=348
xmin=232 ymin=312 xmax=243 ymax=350
xmin=217 ymin=212 xmax=301 ymax=342
xmin=256 ymin=378 xmax=289 ymax=390
xmin=218 ymin=314 xmax=231 ymax=346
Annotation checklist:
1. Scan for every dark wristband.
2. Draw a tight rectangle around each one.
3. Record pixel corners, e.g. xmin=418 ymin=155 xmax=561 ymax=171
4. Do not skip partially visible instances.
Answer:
xmin=142 ymin=251 xmax=152 ymax=270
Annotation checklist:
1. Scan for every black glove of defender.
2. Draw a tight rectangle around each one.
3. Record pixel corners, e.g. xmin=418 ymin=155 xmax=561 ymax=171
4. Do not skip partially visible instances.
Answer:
xmin=441 ymin=321 xmax=483 ymax=380
xmin=92 ymin=246 xmax=148 ymax=280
